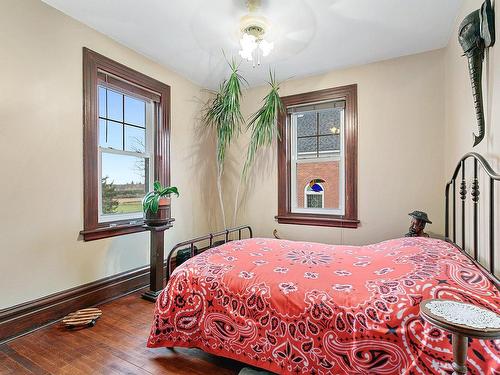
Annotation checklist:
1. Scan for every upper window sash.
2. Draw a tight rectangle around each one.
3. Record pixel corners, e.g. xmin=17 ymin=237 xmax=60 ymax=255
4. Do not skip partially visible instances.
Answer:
xmin=97 ymin=70 xmax=161 ymax=103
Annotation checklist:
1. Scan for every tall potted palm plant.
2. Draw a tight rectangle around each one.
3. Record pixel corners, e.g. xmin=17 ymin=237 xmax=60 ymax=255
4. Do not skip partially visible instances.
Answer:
xmin=203 ymin=60 xmax=246 ymax=228
xmin=232 ymin=71 xmax=283 ymax=226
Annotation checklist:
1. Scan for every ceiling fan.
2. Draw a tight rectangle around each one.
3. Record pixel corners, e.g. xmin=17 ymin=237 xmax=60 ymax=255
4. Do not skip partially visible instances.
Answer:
xmin=236 ymin=0 xmax=315 ymax=68
xmin=238 ymin=0 xmax=274 ymax=66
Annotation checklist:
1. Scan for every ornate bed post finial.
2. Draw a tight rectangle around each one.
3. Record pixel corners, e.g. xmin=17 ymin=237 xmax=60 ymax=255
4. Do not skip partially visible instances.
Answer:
xmin=471 ymin=178 xmax=480 ymax=203
xmin=460 ymin=180 xmax=467 ymax=201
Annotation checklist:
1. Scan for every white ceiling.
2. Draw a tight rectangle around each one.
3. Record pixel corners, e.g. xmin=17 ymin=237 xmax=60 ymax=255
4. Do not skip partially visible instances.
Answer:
xmin=42 ymin=0 xmax=463 ymax=90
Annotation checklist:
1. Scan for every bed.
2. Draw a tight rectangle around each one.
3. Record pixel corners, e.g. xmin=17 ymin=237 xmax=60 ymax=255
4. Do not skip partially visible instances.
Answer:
xmin=147 ymin=153 xmax=500 ymax=374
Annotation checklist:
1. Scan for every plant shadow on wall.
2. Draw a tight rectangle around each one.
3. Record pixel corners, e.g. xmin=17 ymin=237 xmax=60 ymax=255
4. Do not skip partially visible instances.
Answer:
xmin=191 ymin=94 xmax=221 ymax=231
xmin=202 ymin=57 xmax=283 ymax=229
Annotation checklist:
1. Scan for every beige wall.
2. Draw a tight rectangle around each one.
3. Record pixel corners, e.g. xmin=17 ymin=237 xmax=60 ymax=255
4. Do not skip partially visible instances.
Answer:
xmin=0 ymin=0 xmax=215 ymax=309
xmin=227 ymin=50 xmax=446 ymax=246
xmin=444 ymin=0 xmax=500 ymax=273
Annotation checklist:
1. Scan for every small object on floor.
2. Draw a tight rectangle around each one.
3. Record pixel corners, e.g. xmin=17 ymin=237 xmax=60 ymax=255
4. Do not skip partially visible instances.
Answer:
xmin=272 ymin=229 xmax=281 ymax=239
xmin=238 ymin=367 xmax=273 ymax=375
xmin=405 ymin=210 xmax=431 ymax=237
xmin=62 ymin=307 xmax=102 ymax=329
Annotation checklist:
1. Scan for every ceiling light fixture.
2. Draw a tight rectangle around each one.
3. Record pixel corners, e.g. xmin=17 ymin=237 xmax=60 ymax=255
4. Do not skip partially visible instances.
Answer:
xmin=238 ymin=1 xmax=273 ymax=67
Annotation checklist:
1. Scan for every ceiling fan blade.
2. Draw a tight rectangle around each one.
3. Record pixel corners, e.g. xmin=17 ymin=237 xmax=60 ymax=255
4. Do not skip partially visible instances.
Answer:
xmin=284 ymin=29 xmax=314 ymax=43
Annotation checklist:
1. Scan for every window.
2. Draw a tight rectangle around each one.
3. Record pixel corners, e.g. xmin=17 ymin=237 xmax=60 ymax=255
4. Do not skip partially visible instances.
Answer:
xmin=81 ymin=48 xmax=170 ymax=241
xmin=276 ymin=85 xmax=358 ymax=228
xmin=291 ymin=102 xmax=344 ymax=215
xmin=304 ymin=180 xmax=325 ymax=209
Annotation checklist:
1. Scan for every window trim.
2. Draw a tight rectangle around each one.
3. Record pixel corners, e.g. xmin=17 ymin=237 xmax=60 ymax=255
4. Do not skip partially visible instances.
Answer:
xmin=276 ymin=84 xmax=359 ymax=228
xmin=81 ymin=48 xmax=171 ymax=241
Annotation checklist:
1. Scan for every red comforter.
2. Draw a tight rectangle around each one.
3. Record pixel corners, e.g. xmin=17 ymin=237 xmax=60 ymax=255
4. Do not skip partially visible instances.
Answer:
xmin=147 ymin=237 xmax=500 ymax=374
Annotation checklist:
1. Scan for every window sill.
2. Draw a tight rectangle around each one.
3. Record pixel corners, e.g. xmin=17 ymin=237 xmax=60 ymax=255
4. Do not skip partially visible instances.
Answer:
xmin=80 ymin=222 xmax=146 ymax=241
xmin=275 ymin=214 xmax=359 ymax=228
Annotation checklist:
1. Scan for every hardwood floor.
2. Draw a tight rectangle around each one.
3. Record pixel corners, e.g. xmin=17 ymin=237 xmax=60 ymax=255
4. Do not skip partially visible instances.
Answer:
xmin=0 ymin=291 xmax=247 ymax=374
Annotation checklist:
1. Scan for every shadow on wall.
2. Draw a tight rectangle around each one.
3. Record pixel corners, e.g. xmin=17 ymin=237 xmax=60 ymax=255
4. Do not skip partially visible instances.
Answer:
xmin=192 ymin=91 xmax=221 ymax=232
xmin=104 ymin=232 xmax=150 ymax=274
xmin=485 ymin=47 xmax=500 ymax=168
xmin=225 ymin=138 xmax=277 ymax=229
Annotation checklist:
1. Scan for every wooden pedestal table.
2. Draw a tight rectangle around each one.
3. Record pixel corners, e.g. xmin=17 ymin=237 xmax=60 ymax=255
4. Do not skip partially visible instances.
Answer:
xmin=420 ymin=299 xmax=500 ymax=375
xmin=141 ymin=220 xmax=174 ymax=302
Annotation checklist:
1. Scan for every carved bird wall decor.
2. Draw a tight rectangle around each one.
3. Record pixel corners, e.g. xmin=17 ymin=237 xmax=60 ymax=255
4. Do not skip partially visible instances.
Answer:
xmin=458 ymin=0 xmax=495 ymax=147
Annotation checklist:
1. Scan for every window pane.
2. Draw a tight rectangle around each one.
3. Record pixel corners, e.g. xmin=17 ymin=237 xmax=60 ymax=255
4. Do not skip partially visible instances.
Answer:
xmin=319 ymin=109 xmax=341 ymax=135
xmin=307 ymin=194 xmax=323 ymax=208
xmin=319 ymin=135 xmax=338 ymax=153
xmin=107 ymin=89 xmax=123 ymax=122
xmin=297 ymin=137 xmax=316 ymax=155
xmin=99 ymin=119 xmax=106 ymax=147
xmin=105 ymin=120 xmax=123 ymax=150
xmin=99 ymin=119 xmax=123 ymax=149
xmin=124 ymin=96 xmax=146 ymax=127
xmin=294 ymin=161 xmax=342 ymax=211
xmin=125 ymin=125 xmax=146 ymax=153
xmin=98 ymin=86 xmax=106 ymax=118
xmin=296 ymin=112 xmax=316 ymax=137
xmin=101 ymin=153 xmax=149 ymax=216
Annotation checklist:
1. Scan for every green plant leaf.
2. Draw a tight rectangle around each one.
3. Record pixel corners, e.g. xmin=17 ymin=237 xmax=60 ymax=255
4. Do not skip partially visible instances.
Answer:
xmin=160 ymin=186 xmax=179 ymax=197
xmin=143 ymin=183 xmax=179 ymax=213
xmin=203 ymin=59 xmax=246 ymax=167
xmin=142 ymin=192 xmax=155 ymax=213
xmin=150 ymin=197 xmax=159 ymax=214
xmin=242 ymin=69 xmax=284 ymax=179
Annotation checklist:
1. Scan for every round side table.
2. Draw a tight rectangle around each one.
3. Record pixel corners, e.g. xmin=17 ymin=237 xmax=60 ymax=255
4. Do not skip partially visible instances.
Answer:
xmin=420 ymin=299 xmax=500 ymax=375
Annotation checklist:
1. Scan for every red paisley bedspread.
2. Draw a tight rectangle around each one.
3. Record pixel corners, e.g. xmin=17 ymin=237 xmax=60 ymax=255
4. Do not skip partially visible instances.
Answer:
xmin=147 ymin=237 xmax=500 ymax=374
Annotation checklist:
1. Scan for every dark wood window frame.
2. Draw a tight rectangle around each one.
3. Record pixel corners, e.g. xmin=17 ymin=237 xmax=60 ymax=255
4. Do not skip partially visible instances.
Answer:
xmin=276 ymin=84 xmax=359 ymax=228
xmin=81 ymin=48 xmax=170 ymax=241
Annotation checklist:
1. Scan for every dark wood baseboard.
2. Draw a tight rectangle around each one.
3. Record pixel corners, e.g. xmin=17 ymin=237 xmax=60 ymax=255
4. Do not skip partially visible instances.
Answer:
xmin=0 ymin=260 xmax=173 ymax=344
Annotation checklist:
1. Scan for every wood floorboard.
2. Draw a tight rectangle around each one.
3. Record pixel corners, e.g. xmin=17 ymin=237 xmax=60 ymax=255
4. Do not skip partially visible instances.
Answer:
xmin=0 ymin=291 xmax=246 ymax=375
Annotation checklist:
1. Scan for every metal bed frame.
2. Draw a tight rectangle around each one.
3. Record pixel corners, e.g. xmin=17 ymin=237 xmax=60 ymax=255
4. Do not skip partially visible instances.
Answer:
xmin=166 ymin=225 xmax=253 ymax=280
xmin=445 ymin=152 xmax=500 ymax=284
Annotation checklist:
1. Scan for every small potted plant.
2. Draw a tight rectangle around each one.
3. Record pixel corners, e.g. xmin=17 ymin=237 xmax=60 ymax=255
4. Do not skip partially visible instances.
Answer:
xmin=142 ymin=181 xmax=179 ymax=226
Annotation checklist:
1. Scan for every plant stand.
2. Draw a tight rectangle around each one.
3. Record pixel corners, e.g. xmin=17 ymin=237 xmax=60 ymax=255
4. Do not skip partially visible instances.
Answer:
xmin=141 ymin=220 xmax=175 ymax=302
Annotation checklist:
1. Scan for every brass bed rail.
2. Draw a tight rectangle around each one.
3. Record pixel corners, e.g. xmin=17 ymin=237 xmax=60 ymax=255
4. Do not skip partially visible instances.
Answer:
xmin=166 ymin=225 xmax=253 ymax=280
xmin=445 ymin=152 xmax=500 ymax=282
